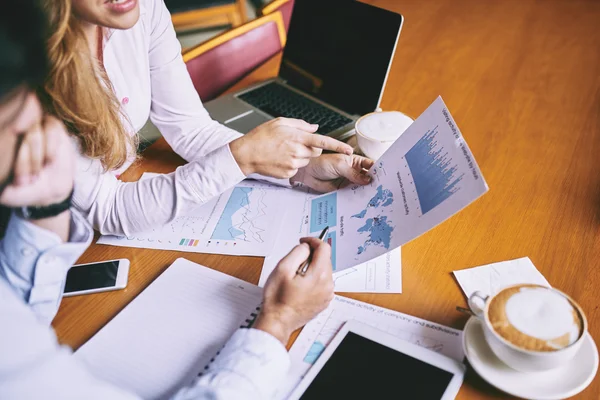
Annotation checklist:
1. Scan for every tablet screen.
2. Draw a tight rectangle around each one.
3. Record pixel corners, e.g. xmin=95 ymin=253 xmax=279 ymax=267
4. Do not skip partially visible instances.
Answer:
xmin=300 ymin=332 xmax=455 ymax=399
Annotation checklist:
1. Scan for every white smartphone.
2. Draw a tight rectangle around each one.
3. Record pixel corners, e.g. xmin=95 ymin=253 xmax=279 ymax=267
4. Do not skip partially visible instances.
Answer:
xmin=63 ymin=259 xmax=130 ymax=297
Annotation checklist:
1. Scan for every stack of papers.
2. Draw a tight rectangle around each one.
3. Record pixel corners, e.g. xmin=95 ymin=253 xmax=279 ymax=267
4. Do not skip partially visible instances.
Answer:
xmin=98 ymin=96 xmax=489 ymax=295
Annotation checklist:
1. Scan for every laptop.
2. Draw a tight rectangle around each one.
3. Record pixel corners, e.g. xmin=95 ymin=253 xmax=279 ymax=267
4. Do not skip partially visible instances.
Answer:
xmin=204 ymin=0 xmax=404 ymax=140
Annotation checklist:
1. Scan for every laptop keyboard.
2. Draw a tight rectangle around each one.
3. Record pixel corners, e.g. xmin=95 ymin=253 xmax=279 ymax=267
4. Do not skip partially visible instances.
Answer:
xmin=237 ymin=82 xmax=353 ymax=135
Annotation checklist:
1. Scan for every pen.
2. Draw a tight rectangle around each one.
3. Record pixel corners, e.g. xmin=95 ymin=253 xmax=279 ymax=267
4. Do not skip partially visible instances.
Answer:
xmin=296 ymin=226 xmax=330 ymax=276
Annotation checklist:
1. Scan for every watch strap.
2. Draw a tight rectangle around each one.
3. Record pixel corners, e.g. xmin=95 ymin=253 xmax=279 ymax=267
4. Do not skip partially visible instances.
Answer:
xmin=16 ymin=189 xmax=74 ymax=220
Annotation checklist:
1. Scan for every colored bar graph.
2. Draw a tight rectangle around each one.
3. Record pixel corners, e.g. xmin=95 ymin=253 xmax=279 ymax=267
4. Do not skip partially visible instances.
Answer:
xmin=405 ymin=126 xmax=463 ymax=214
xmin=179 ymin=238 xmax=200 ymax=247
xmin=325 ymin=231 xmax=337 ymax=271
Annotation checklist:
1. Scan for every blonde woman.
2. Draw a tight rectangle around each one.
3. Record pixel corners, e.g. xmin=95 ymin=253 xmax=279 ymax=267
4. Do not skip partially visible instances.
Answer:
xmin=40 ymin=0 xmax=373 ymax=235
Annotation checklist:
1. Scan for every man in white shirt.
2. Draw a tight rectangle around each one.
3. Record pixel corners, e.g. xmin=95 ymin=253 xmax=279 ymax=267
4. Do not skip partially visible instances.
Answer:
xmin=0 ymin=2 xmax=334 ymax=398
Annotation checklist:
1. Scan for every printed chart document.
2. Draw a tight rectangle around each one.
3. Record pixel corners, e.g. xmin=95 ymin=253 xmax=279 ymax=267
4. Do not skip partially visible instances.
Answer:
xmin=453 ymin=257 xmax=551 ymax=297
xmin=308 ymin=96 xmax=489 ymax=272
xmin=75 ymin=258 xmax=263 ymax=400
xmin=276 ymin=295 xmax=464 ymax=397
xmin=331 ymin=250 xmax=401 ymax=293
xmin=259 ymin=186 xmax=402 ymax=293
xmin=98 ymin=175 xmax=292 ymax=257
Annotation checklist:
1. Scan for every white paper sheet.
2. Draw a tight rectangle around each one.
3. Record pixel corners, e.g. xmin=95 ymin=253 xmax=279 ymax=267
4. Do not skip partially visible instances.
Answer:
xmin=307 ymin=96 xmax=489 ymax=272
xmin=259 ymin=187 xmax=402 ymax=293
xmin=332 ymin=250 xmax=401 ymax=293
xmin=97 ymin=174 xmax=293 ymax=257
xmin=453 ymin=257 xmax=551 ymax=298
xmin=276 ymin=295 xmax=464 ymax=398
xmin=75 ymin=258 xmax=263 ymax=400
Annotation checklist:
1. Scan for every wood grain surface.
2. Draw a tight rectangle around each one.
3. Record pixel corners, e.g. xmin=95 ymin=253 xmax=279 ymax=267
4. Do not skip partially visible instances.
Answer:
xmin=53 ymin=1 xmax=600 ymax=398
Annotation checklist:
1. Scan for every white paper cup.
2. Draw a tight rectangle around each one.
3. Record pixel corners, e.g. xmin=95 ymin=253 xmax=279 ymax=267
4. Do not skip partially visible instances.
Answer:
xmin=355 ymin=111 xmax=413 ymax=160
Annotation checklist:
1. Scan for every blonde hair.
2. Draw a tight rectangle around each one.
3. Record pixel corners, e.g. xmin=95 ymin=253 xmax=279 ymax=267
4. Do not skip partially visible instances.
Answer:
xmin=40 ymin=0 xmax=135 ymax=171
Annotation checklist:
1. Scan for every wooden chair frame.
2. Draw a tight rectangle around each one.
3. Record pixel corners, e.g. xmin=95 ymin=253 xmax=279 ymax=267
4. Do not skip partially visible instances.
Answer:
xmin=259 ymin=0 xmax=291 ymax=16
xmin=171 ymin=0 xmax=248 ymax=32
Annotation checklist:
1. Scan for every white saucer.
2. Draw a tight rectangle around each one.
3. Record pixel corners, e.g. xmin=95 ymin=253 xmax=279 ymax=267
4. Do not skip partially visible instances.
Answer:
xmin=462 ymin=317 xmax=598 ymax=399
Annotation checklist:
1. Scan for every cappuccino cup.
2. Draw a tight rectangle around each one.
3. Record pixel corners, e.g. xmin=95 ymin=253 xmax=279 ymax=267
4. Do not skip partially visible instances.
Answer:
xmin=355 ymin=110 xmax=413 ymax=160
xmin=468 ymin=284 xmax=587 ymax=372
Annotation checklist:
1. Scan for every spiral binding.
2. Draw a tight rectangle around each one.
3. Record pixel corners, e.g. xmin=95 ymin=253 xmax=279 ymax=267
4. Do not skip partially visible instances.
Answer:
xmin=198 ymin=305 xmax=262 ymax=376
xmin=241 ymin=306 xmax=262 ymax=328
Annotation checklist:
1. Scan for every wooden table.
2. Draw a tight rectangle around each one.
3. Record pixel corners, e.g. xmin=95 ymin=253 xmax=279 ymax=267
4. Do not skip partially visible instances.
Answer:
xmin=54 ymin=0 xmax=600 ymax=398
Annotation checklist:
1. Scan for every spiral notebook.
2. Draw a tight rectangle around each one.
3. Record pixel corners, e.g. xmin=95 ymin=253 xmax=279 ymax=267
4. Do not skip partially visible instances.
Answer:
xmin=74 ymin=258 xmax=263 ymax=400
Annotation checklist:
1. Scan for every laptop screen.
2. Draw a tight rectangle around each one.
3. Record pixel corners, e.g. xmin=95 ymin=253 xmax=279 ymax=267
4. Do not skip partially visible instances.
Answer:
xmin=280 ymin=0 xmax=403 ymax=117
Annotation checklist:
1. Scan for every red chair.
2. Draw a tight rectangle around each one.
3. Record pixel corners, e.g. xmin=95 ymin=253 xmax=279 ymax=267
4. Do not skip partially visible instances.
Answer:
xmin=183 ymin=12 xmax=286 ymax=102
xmin=259 ymin=0 xmax=294 ymax=32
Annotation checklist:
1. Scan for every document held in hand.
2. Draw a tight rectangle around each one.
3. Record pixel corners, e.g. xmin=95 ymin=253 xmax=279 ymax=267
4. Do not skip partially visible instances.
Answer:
xmin=308 ymin=96 xmax=489 ymax=272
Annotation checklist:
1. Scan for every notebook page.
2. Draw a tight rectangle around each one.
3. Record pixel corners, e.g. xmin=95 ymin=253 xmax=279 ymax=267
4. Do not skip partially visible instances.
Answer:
xmin=74 ymin=258 xmax=263 ymax=400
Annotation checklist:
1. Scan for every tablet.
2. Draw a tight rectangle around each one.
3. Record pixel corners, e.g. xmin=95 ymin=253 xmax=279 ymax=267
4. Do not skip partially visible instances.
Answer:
xmin=288 ymin=320 xmax=465 ymax=400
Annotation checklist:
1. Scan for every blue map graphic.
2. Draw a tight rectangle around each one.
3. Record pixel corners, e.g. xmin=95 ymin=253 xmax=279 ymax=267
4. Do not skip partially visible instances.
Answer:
xmin=356 ymin=216 xmax=394 ymax=254
xmin=351 ymin=185 xmax=394 ymax=219
xmin=352 ymin=185 xmax=395 ymax=255
xmin=211 ymin=187 xmax=266 ymax=242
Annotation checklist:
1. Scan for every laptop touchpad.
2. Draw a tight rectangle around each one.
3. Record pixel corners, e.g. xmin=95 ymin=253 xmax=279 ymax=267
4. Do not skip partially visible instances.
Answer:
xmin=225 ymin=111 xmax=271 ymax=134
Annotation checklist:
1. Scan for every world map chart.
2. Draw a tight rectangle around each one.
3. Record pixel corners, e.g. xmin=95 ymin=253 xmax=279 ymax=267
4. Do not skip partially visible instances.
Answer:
xmin=351 ymin=185 xmax=396 ymax=255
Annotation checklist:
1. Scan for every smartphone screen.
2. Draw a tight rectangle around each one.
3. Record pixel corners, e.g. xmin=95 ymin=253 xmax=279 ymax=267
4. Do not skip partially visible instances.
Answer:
xmin=64 ymin=261 xmax=119 ymax=293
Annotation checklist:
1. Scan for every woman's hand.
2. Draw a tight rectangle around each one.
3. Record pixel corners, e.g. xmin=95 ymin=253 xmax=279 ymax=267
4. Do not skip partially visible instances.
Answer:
xmin=254 ymin=237 xmax=335 ymax=345
xmin=229 ymin=117 xmax=353 ymax=179
xmin=291 ymin=154 xmax=374 ymax=193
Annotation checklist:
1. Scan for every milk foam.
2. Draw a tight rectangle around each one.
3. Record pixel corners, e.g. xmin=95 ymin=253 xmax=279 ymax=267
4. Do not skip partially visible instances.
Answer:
xmin=357 ymin=111 xmax=412 ymax=141
xmin=504 ymin=287 xmax=580 ymax=345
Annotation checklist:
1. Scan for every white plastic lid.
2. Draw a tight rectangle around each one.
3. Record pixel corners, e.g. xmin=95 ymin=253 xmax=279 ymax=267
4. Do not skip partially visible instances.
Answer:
xmin=356 ymin=111 xmax=413 ymax=142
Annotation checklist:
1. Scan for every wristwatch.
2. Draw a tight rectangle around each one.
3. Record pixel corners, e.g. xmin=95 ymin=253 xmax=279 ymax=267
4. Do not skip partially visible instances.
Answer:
xmin=15 ymin=189 xmax=74 ymax=220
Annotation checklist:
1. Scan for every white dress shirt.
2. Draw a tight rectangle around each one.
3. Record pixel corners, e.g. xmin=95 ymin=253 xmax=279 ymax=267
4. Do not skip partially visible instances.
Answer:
xmin=0 ymin=212 xmax=290 ymax=399
xmin=74 ymin=0 xmax=250 ymax=236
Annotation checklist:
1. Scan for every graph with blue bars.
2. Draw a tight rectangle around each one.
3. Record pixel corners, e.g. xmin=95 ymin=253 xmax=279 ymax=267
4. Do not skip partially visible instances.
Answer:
xmin=405 ymin=126 xmax=463 ymax=214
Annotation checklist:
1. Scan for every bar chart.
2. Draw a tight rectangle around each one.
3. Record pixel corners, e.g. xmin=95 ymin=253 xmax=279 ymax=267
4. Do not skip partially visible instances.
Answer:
xmin=404 ymin=126 xmax=464 ymax=214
